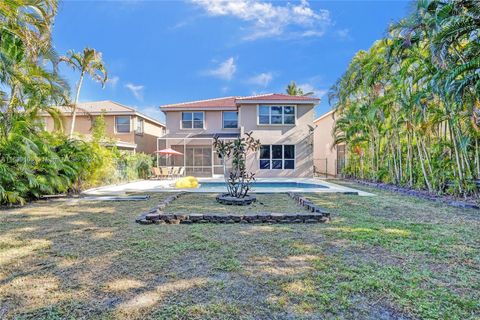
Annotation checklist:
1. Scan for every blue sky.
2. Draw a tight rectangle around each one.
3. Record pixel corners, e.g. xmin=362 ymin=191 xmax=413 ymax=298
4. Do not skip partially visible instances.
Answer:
xmin=53 ymin=0 xmax=411 ymax=122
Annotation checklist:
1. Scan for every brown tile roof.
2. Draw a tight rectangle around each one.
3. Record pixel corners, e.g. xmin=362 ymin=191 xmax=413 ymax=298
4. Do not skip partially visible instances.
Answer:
xmin=50 ymin=101 xmax=165 ymax=126
xmin=54 ymin=100 xmax=134 ymax=114
xmin=160 ymin=93 xmax=319 ymax=110
xmin=237 ymin=93 xmax=320 ymax=101
xmin=161 ymin=96 xmax=237 ymax=109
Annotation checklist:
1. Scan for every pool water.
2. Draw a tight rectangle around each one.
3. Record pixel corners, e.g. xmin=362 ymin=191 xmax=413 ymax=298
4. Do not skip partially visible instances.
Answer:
xmin=199 ymin=181 xmax=328 ymax=190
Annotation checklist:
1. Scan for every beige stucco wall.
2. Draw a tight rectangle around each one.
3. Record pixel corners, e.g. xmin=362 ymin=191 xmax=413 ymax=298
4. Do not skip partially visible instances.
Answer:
xmin=240 ymin=104 xmax=314 ymax=178
xmin=164 ymin=110 xmax=240 ymax=135
xmin=163 ymin=104 xmax=315 ymax=178
xmin=313 ymin=111 xmax=337 ymax=177
xmin=42 ymin=114 xmax=165 ymax=154
xmin=135 ymin=117 xmax=166 ymax=154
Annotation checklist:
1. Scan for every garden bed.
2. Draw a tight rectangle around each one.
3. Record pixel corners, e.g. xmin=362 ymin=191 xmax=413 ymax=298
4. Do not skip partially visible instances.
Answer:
xmin=166 ymin=193 xmax=305 ymax=214
xmin=346 ymin=179 xmax=479 ymax=209
xmin=135 ymin=193 xmax=330 ymax=224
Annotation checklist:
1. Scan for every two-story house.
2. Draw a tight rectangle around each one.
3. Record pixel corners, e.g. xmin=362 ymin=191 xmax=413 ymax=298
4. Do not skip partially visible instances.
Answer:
xmin=158 ymin=93 xmax=319 ymax=177
xmin=42 ymin=101 xmax=166 ymax=154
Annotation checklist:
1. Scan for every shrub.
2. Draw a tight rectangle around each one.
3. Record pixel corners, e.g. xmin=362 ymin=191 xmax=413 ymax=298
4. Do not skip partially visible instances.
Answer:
xmin=0 ymin=115 xmax=154 ymax=205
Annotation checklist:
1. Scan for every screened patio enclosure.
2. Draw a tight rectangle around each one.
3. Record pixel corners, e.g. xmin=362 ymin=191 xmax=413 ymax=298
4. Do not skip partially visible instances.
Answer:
xmin=157 ymin=133 xmax=240 ymax=177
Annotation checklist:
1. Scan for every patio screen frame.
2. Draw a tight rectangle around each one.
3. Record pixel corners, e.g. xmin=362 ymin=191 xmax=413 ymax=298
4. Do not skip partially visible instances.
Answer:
xmin=157 ymin=136 xmax=236 ymax=177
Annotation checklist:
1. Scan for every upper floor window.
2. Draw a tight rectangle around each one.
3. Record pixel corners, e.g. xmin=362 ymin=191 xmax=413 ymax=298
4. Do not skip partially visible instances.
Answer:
xmin=259 ymin=144 xmax=295 ymax=170
xmin=115 ymin=116 xmax=131 ymax=133
xmin=182 ymin=112 xmax=204 ymax=129
xmin=258 ymin=106 xmax=295 ymax=125
xmin=136 ymin=118 xmax=144 ymax=135
xmin=223 ymin=111 xmax=238 ymax=128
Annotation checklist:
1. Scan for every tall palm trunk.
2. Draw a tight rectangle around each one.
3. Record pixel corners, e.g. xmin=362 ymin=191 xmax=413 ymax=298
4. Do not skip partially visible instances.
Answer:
xmin=476 ymin=138 xmax=480 ymax=179
xmin=414 ymin=131 xmax=432 ymax=192
xmin=69 ymin=71 xmax=85 ymax=138
xmin=448 ymin=119 xmax=464 ymax=193
xmin=407 ymin=132 xmax=413 ymax=186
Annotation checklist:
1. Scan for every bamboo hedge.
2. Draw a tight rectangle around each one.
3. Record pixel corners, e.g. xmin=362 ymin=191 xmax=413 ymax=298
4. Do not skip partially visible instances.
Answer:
xmin=330 ymin=0 xmax=480 ymax=196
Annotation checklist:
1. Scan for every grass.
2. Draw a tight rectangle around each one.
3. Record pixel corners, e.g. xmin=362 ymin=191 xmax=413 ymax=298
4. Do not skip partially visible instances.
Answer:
xmin=164 ymin=193 xmax=303 ymax=214
xmin=0 ymin=182 xmax=479 ymax=319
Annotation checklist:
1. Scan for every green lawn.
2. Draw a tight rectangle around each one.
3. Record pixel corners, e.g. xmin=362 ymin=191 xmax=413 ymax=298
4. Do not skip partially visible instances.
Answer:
xmin=0 ymin=182 xmax=479 ymax=319
xmin=164 ymin=193 xmax=305 ymax=214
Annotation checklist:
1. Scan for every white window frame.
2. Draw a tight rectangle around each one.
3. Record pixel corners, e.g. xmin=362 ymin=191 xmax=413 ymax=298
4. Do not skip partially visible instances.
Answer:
xmin=222 ymin=111 xmax=238 ymax=129
xmin=181 ymin=111 xmax=205 ymax=130
xmin=257 ymin=105 xmax=296 ymax=126
xmin=136 ymin=118 xmax=144 ymax=135
xmin=259 ymin=144 xmax=295 ymax=170
xmin=115 ymin=115 xmax=131 ymax=133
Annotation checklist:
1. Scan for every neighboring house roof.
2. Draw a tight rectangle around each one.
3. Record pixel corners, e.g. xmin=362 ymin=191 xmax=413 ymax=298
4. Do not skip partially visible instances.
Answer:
xmin=313 ymin=109 xmax=335 ymax=123
xmin=48 ymin=100 xmax=165 ymax=127
xmin=74 ymin=135 xmax=138 ymax=150
xmin=160 ymin=93 xmax=320 ymax=111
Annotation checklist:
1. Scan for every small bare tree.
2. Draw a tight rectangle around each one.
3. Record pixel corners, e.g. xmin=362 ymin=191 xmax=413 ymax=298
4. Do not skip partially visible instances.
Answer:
xmin=213 ymin=132 xmax=260 ymax=198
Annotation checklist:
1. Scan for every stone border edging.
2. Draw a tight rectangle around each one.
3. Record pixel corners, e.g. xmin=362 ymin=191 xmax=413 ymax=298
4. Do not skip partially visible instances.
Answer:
xmin=135 ymin=192 xmax=331 ymax=225
xmin=287 ymin=192 xmax=331 ymax=216
xmin=138 ymin=212 xmax=329 ymax=225
xmin=216 ymin=194 xmax=257 ymax=205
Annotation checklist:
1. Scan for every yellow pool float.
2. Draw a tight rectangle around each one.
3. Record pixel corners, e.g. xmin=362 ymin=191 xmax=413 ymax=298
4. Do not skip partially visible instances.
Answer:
xmin=175 ymin=176 xmax=199 ymax=188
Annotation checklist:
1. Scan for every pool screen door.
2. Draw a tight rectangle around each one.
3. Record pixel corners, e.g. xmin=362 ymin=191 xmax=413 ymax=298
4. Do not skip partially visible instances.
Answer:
xmin=185 ymin=146 xmax=212 ymax=177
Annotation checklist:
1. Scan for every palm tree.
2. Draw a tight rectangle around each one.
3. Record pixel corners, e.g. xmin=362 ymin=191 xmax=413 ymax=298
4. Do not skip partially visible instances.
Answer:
xmin=286 ymin=81 xmax=315 ymax=96
xmin=0 ymin=0 xmax=103 ymax=205
xmin=60 ymin=48 xmax=107 ymax=137
xmin=330 ymin=0 xmax=480 ymax=196
xmin=284 ymin=81 xmax=303 ymax=96
xmin=0 ymin=0 xmax=67 ymax=137
xmin=0 ymin=0 xmax=58 ymax=61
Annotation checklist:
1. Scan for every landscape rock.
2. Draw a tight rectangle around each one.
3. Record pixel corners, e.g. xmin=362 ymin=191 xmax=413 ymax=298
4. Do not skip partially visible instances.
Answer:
xmin=136 ymin=191 xmax=331 ymax=226
xmin=138 ymin=219 xmax=153 ymax=225
xmin=146 ymin=213 xmax=160 ymax=221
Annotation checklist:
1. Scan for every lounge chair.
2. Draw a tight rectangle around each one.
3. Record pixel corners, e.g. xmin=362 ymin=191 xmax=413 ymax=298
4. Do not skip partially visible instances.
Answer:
xmin=151 ymin=167 xmax=161 ymax=179
xmin=170 ymin=167 xmax=179 ymax=179
xmin=160 ymin=167 xmax=170 ymax=179
xmin=177 ymin=167 xmax=185 ymax=177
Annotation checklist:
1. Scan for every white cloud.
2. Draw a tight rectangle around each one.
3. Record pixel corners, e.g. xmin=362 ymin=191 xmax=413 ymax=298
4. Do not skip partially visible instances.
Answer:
xmin=206 ymin=57 xmax=236 ymax=80
xmin=125 ymin=83 xmax=144 ymax=101
xmin=248 ymin=72 xmax=273 ymax=87
xmin=192 ymin=0 xmax=331 ymax=40
xmin=107 ymin=76 xmax=119 ymax=88
xmin=298 ymin=83 xmax=327 ymax=98
xmin=335 ymin=28 xmax=351 ymax=40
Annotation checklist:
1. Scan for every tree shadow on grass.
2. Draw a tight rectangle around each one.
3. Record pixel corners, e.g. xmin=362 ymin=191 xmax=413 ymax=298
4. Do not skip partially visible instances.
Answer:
xmin=0 ymin=191 xmax=479 ymax=319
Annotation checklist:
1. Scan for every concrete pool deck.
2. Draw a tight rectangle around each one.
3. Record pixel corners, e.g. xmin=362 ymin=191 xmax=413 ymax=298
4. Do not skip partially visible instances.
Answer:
xmin=83 ymin=178 xmax=374 ymax=196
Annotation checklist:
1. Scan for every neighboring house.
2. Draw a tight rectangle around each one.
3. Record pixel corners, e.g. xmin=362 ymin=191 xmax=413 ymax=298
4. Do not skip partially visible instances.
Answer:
xmin=42 ymin=101 xmax=166 ymax=154
xmin=158 ymin=93 xmax=319 ymax=177
xmin=313 ymin=110 xmax=345 ymax=177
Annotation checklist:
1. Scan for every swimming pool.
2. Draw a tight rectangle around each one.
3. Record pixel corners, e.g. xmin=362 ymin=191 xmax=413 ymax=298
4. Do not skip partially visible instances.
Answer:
xmin=199 ymin=181 xmax=328 ymax=190
xmin=83 ymin=178 xmax=373 ymax=196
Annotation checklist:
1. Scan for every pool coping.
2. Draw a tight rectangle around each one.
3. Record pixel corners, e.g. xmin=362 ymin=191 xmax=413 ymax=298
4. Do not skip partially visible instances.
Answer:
xmin=82 ymin=177 xmax=374 ymax=196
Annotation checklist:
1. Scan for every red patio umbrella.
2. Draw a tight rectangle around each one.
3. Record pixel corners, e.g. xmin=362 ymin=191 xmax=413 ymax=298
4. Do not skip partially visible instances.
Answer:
xmin=155 ymin=148 xmax=184 ymax=156
xmin=155 ymin=148 xmax=184 ymax=167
